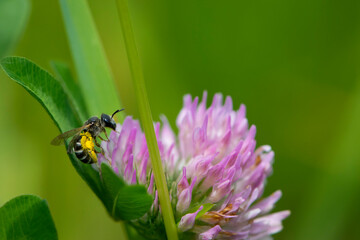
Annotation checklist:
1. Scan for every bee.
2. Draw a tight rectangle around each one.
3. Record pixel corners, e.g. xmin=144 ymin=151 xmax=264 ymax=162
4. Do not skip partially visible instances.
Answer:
xmin=51 ymin=109 xmax=123 ymax=164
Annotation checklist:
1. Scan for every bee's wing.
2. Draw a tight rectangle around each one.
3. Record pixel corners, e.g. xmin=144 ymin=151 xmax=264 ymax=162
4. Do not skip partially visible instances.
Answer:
xmin=50 ymin=124 xmax=91 ymax=146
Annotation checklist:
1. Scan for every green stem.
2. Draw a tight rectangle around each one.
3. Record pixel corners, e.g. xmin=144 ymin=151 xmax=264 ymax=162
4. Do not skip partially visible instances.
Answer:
xmin=115 ymin=0 xmax=178 ymax=239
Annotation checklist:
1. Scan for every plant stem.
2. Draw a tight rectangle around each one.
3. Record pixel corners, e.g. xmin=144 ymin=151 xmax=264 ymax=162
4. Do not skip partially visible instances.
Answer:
xmin=115 ymin=0 xmax=178 ymax=239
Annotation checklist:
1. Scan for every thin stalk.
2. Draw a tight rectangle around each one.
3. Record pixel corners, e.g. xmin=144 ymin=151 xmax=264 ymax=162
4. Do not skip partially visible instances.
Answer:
xmin=115 ymin=0 xmax=178 ymax=239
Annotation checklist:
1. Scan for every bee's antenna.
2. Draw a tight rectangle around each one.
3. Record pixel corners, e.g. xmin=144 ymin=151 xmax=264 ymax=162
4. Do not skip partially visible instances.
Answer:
xmin=111 ymin=108 xmax=124 ymax=119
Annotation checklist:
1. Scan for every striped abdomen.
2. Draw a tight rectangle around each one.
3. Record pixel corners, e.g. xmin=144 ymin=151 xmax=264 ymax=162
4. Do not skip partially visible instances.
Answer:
xmin=74 ymin=136 xmax=97 ymax=164
xmin=74 ymin=139 xmax=94 ymax=164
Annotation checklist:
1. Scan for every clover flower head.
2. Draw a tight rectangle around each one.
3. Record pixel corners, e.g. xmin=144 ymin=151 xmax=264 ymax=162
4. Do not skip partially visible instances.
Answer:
xmin=99 ymin=92 xmax=289 ymax=239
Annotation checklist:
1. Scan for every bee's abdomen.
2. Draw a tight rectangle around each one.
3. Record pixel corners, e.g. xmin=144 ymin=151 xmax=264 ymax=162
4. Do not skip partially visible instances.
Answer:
xmin=74 ymin=139 xmax=95 ymax=164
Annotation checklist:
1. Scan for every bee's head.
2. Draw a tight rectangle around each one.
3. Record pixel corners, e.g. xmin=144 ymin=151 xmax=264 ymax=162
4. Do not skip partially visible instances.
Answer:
xmin=101 ymin=114 xmax=116 ymax=131
xmin=101 ymin=109 xmax=124 ymax=131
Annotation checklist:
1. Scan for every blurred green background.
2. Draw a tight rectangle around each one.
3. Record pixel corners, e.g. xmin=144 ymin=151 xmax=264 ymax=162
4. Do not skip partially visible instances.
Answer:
xmin=1 ymin=0 xmax=359 ymax=239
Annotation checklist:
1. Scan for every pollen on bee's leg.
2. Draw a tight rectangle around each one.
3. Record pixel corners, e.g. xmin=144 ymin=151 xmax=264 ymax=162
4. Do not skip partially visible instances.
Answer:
xmin=89 ymin=150 xmax=98 ymax=163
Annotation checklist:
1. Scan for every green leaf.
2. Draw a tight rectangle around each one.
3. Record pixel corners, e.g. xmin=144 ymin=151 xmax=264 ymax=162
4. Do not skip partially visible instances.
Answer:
xmin=101 ymin=163 xmax=153 ymax=221
xmin=100 ymin=163 xmax=125 ymax=212
xmin=0 ymin=195 xmax=57 ymax=240
xmin=1 ymin=57 xmax=80 ymax=131
xmin=0 ymin=56 xmax=103 ymax=202
xmin=0 ymin=0 xmax=30 ymax=57
xmin=113 ymin=185 xmax=153 ymax=221
xmin=101 ymin=163 xmax=125 ymax=197
xmin=51 ymin=61 xmax=88 ymax=122
xmin=59 ymin=0 xmax=123 ymax=119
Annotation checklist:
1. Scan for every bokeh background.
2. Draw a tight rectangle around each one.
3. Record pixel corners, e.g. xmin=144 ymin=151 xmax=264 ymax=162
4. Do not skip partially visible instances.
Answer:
xmin=1 ymin=0 xmax=360 ymax=239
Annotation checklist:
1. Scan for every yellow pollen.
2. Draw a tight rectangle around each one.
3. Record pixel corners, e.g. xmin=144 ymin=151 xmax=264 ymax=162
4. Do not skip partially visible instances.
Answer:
xmin=80 ymin=132 xmax=98 ymax=163
xmin=89 ymin=150 xmax=98 ymax=163
xmin=80 ymin=132 xmax=95 ymax=150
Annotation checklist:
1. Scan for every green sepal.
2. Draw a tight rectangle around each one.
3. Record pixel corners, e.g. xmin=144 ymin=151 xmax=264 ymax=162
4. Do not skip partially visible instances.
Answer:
xmin=100 ymin=163 xmax=126 ymax=214
xmin=177 ymin=203 xmax=215 ymax=225
xmin=101 ymin=163 xmax=153 ymax=221
xmin=113 ymin=185 xmax=153 ymax=221
xmin=194 ymin=203 xmax=214 ymax=220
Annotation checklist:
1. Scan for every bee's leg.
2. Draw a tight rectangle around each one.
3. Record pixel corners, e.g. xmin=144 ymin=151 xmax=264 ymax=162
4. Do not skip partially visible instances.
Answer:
xmin=98 ymin=136 xmax=105 ymax=141
xmin=94 ymin=139 xmax=101 ymax=148
xmin=94 ymin=142 xmax=108 ymax=164
xmin=94 ymin=149 xmax=105 ymax=155
xmin=67 ymin=145 xmax=72 ymax=154
xmin=98 ymin=135 xmax=110 ymax=142
xmin=95 ymin=148 xmax=111 ymax=165
xmin=100 ymin=147 xmax=105 ymax=156
xmin=104 ymin=131 xmax=110 ymax=141
xmin=94 ymin=138 xmax=106 ymax=155
xmin=94 ymin=143 xmax=105 ymax=157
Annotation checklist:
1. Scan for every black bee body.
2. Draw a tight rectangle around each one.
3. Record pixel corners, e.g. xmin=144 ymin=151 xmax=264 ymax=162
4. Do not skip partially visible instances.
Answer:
xmin=51 ymin=109 xmax=123 ymax=164
xmin=72 ymin=134 xmax=95 ymax=164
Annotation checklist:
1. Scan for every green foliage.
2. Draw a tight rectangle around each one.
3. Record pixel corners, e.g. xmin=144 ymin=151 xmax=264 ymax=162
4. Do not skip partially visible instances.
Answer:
xmin=51 ymin=61 xmax=88 ymax=122
xmin=0 ymin=195 xmax=57 ymax=240
xmin=0 ymin=56 xmax=102 ymax=197
xmin=1 ymin=0 xmax=359 ymax=239
xmin=1 ymin=57 xmax=81 ymax=131
xmin=58 ymin=0 xmax=122 ymax=118
xmin=0 ymin=0 xmax=30 ymax=57
xmin=101 ymin=163 xmax=125 ymax=200
xmin=101 ymin=164 xmax=153 ymax=221
xmin=115 ymin=0 xmax=178 ymax=238
xmin=113 ymin=185 xmax=153 ymax=221
xmin=1 ymin=57 xmax=153 ymax=222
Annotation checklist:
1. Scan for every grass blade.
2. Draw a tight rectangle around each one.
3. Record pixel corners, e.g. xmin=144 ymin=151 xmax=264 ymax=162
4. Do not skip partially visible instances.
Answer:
xmin=0 ymin=0 xmax=30 ymax=57
xmin=59 ymin=0 xmax=123 ymax=119
xmin=115 ymin=0 xmax=178 ymax=239
xmin=51 ymin=61 xmax=88 ymax=122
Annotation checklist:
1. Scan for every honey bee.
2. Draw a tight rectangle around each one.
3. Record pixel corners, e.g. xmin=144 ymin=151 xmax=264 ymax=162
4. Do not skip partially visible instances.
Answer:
xmin=51 ymin=109 xmax=123 ymax=164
